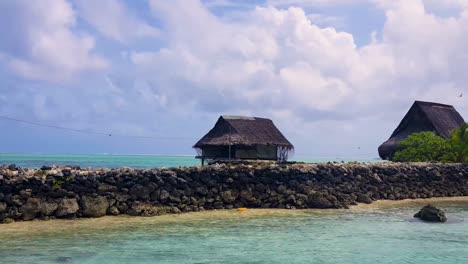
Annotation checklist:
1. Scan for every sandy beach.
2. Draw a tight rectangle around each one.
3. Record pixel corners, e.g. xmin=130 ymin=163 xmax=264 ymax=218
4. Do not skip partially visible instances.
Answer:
xmin=1 ymin=196 xmax=466 ymax=237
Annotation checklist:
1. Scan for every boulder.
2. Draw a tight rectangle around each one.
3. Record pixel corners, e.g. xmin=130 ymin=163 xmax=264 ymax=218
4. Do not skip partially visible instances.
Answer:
xmin=80 ymin=196 xmax=109 ymax=217
xmin=307 ymin=193 xmax=333 ymax=209
xmin=39 ymin=200 xmax=58 ymax=216
xmin=414 ymin=205 xmax=447 ymax=223
xmin=107 ymin=206 xmax=120 ymax=216
xmin=19 ymin=198 xmax=41 ymax=220
xmin=2 ymin=218 xmax=15 ymax=224
xmin=356 ymin=193 xmax=373 ymax=204
xmin=221 ymin=190 xmax=237 ymax=203
xmin=55 ymin=198 xmax=79 ymax=217
xmin=127 ymin=202 xmax=181 ymax=216
xmin=0 ymin=202 xmax=6 ymax=213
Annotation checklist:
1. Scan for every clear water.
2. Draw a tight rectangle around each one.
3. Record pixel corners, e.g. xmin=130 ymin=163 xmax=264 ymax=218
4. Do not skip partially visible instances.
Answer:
xmin=0 ymin=200 xmax=467 ymax=264
xmin=0 ymin=154 xmax=200 ymax=169
xmin=0 ymin=153 xmax=379 ymax=169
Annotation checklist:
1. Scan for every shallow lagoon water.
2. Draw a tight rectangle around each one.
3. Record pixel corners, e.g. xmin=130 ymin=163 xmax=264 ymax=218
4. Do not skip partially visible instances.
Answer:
xmin=1 ymin=198 xmax=467 ymax=264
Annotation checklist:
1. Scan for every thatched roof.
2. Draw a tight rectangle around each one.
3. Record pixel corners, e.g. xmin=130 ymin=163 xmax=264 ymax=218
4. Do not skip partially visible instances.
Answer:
xmin=193 ymin=116 xmax=294 ymax=149
xmin=378 ymin=101 xmax=465 ymax=159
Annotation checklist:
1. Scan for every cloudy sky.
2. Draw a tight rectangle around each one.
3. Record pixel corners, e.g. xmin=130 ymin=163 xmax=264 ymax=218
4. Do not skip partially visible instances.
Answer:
xmin=0 ymin=0 xmax=467 ymax=159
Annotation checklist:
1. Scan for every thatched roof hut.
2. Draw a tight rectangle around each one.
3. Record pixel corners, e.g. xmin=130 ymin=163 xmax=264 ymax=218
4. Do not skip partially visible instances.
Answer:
xmin=378 ymin=101 xmax=465 ymax=160
xmin=194 ymin=116 xmax=294 ymax=163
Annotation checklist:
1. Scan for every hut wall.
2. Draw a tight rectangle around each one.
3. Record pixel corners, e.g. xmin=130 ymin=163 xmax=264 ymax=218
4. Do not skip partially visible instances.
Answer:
xmin=202 ymin=147 xmax=229 ymax=159
xmin=235 ymin=148 xmax=257 ymax=159
xmin=255 ymin=145 xmax=277 ymax=160
xmin=201 ymin=145 xmax=277 ymax=160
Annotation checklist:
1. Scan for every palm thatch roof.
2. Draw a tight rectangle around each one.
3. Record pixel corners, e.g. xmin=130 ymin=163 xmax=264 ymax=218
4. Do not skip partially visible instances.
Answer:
xmin=378 ymin=101 xmax=465 ymax=159
xmin=193 ymin=116 xmax=294 ymax=149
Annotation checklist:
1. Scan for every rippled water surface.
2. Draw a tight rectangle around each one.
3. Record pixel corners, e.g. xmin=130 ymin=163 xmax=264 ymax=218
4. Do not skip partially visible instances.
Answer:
xmin=0 ymin=199 xmax=467 ymax=264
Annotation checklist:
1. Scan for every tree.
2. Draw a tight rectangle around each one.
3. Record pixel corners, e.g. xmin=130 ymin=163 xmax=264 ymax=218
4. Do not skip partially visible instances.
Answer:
xmin=392 ymin=132 xmax=451 ymax=162
xmin=444 ymin=123 xmax=468 ymax=162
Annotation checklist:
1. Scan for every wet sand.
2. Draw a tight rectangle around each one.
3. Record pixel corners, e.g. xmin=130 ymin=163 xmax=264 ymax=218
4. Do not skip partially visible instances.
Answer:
xmin=352 ymin=196 xmax=468 ymax=210
xmin=1 ymin=196 xmax=467 ymax=236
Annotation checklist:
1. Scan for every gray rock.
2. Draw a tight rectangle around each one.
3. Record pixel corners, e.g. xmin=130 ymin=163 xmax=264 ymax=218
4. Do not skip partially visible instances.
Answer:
xmin=56 ymin=198 xmax=79 ymax=217
xmin=159 ymin=190 xmax=170 ymax=200
xmin=127 ymin=202 xmax=180 ymax=216
xmin=0 ymin=202 xmax=6 ymax=213
xmin=80 ymin=196 xmax=109 ymax=217
xmin=97 ymin=184 xmax=118 ymax=193
xmin=19 ymin=189 xmax=32 ymax=199
xmin=19 ymin=198 xmax=41 ymax=220
xmin=221 ymin=190 xmax=237 ymax=203
xmin=39 ymin=200 xmax=58 ymax=216
xmin=414 ymin=204 xmax=447 ymax=223
xmin=307 ymin=193 xmax=333 ymax=209
xmin=107 ymin=206 xmax=120 ymax=215
xmin=5 ymin=195 xmax=23 ymax=207
xmin=2 ymin=218 xmax=15 ymax=224
xmin=240 ymin=189 xmax=255 ymax=202
xmin=129 ymin=185 xmax=151 ymax=200
xmin=356 ymin=193 xmax=373 ymax=204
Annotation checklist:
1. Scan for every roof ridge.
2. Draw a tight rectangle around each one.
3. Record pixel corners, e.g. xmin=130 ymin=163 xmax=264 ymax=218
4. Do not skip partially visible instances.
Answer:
xmin=414 ymin=100 xmax=455 ymax=108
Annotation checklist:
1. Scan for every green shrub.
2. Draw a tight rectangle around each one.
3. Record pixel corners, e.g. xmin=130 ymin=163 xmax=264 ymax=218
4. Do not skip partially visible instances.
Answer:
xmin=444 ymin=124 xmax=468 ymax=162
xmin=392 ymin=132 xmax=451 ymax=162
xmin=392 ymin=124 xmax=468 ymax=163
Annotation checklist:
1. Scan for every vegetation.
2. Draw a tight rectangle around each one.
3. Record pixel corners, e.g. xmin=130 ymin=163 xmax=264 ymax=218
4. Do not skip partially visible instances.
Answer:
xmin=392 ymin=124 xmax=468 ymax=163
xmin=392 ymin=132 xmax=450 ymax=162
xmin=445 ymin=124 xmax=468 ymax=162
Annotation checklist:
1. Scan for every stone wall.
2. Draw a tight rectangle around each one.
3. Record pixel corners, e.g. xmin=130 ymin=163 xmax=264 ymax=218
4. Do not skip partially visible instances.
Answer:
xmin=0 ymin=162 xmax=467 ymax=223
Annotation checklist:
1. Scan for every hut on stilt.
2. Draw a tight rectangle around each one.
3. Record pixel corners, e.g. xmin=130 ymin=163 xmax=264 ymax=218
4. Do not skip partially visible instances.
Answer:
xmin=378 ymin=101 xmax=465 ymax=160
xmin=193 ymin=116 xmax=294 ymax=164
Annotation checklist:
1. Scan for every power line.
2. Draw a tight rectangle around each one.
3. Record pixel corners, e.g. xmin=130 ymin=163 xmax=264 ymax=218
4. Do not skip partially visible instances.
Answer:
xmin=0 ymin=114 xmax=196 ymax=140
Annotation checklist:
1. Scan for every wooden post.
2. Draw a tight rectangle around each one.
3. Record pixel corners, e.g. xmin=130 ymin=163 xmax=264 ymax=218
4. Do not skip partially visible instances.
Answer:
xmin=228 ymin=125 xmax=232 ymax=160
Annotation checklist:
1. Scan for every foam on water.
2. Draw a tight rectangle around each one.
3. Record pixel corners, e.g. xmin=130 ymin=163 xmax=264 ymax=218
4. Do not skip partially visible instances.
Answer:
xmin=0 ymin=198 xmax=467 ymax=264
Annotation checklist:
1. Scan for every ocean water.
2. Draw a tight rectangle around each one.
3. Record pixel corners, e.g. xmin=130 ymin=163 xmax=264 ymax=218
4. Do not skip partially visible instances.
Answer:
xmin=0 ymin=153 xmax=378 ymax=169
xmin=0 ymin=199 xmax=467 ymax=264
xmin=0 ymin=154 xmax=200 ymax=169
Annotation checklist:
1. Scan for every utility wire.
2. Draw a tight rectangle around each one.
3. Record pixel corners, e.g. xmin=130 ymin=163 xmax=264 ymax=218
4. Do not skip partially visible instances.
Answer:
xmin=0 ymin=114 xmax=380 ymax=157
xmin=0 ymin=114 xmax=196 ymax=140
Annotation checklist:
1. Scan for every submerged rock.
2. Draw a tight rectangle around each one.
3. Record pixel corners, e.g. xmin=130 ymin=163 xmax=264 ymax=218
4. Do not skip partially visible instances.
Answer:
xmin=414 ymin=205 xmax=447 ymax=223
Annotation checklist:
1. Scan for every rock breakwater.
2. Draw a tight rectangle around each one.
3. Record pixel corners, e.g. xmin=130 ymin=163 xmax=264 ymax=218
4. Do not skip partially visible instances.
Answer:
xmin=0 ymin=162 xmax=467 ymax=223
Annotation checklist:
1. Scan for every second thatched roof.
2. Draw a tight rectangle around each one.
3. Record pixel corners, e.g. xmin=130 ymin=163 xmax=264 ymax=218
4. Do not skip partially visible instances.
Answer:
xmin=378 ymin=100 xmax=465 ymax=159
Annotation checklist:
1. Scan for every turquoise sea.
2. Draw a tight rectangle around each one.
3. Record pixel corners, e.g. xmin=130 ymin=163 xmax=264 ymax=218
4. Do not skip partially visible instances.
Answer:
xmin=0 ymin=153 xmax=378 ymax=169
xmin=0 ymin=200 xmax=467 ymax=264
xmin=0 ymin=154 xmax=200 ymax=169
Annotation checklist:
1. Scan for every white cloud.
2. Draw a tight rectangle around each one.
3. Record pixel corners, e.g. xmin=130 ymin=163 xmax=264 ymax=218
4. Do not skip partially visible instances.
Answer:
xmin=307 ymin=13 xmax=346 ymax=28
xmin=268 ymin=0 xmax=369 ymax=7
xmin=127 ymin=0 xmax=468 ymax=156
xmin=140 ymin=1 xmax=370 ymax=119
xmin=203 ymin=0 xmax=252 ymax=8
xmin=0 ymin=0 xmax=107 ymax=82
xmin=75 ymin=0 xmax=160 ymax=43
xmin=2 ymin=0 xmax=468 ymax=156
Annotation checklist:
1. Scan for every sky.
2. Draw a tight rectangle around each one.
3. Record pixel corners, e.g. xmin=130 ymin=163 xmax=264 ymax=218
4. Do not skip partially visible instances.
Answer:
xmin=0 ymin=0 xmax=468 ymax=159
